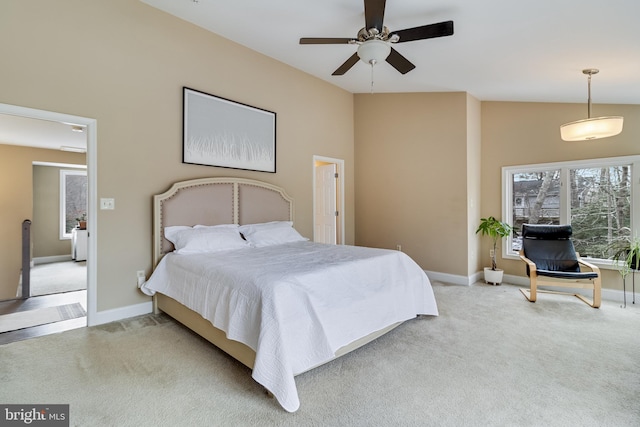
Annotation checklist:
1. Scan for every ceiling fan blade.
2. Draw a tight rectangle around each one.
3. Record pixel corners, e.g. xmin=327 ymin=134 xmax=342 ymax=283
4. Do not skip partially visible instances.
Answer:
xmin=364 ymin=0 xmax=386 ymax=33
xmin=392 ymin=20 xmax=454 ymax=43
xmin=332 ymin=53 xmax=360 ymax=76
xmin=386 ymin=48 xmax=415 ymax=74
xmin=300 ymin=38 xmax=355 ymax=45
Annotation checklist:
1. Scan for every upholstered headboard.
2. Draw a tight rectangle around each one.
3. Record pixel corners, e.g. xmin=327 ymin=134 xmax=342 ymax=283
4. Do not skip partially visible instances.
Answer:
xmin=153 ymin=177 xmax=293 ymax=266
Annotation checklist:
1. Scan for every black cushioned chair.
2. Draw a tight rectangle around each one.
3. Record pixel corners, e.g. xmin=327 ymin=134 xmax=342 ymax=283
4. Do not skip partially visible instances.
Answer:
xmin=519 ymin=224 xmax=601 ymax=308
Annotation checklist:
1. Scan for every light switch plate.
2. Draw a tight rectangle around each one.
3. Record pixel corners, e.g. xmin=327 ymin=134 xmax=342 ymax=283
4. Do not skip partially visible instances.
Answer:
xmin=100 ymin=198 xmax=115 ymax=210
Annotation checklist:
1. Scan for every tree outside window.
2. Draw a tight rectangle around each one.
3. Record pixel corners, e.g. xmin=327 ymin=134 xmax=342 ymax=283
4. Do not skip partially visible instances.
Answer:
xmin=60 ymin=170 xmax=87 ymax=239
xmin=504 ymin=157 xmax=637 ymax=262
xmin=570 ymin=166 xmax=630 ymax=258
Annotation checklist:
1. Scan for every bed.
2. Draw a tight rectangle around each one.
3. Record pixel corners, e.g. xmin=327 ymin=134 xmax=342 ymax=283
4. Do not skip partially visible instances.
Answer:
xmin=141 ymin=177 xmax=438 ymax=412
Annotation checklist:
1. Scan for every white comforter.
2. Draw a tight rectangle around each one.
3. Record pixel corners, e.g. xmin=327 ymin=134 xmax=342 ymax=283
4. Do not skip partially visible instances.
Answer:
xmin=141 ymin=241 xmax=438 ymax=412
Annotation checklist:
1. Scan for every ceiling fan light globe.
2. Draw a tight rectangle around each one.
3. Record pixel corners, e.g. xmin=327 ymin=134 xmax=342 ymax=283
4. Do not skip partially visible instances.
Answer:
xmin=357 ymin=40 xmax=391 ymax=65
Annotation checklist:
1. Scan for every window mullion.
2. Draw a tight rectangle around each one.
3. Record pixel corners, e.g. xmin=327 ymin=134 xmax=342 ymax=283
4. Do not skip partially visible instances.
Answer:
xmin=502 ymin=168 xmax=514 ymax=255
xmin=560 ymin=167 xmax=571 ymax=225
xmin=632 ymin=160 xmax=640 ymax=240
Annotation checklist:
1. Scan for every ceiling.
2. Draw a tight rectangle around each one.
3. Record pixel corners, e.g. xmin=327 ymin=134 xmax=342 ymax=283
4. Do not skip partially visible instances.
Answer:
xmin=4 ymin=1 xmax=638 ymax=151
xmin=0 ymin=114 xmax=86 ymax=153
xmin=140 ymin=0 xmax=640 ymax=104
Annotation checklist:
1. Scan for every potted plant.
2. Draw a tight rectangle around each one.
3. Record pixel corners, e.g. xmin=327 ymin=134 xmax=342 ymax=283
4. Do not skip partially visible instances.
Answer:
xmin=610 ymin=236 xmax=640 ymax=305
xmin=75 ymin=213 xmax=87 ymax=230
xmin=476 ymin=216 xmax=513 ymax=285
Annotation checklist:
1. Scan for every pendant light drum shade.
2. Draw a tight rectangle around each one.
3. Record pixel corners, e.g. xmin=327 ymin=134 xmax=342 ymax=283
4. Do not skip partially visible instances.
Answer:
xmin=560 ymin=69 xmax=623 ymax=141
xmin=560 ymin=116 xmax=624 ymax=141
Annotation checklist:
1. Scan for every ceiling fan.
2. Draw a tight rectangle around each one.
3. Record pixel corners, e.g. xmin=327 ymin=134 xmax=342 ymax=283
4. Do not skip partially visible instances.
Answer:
xmin=299 ymin=0 xmax=454 ymax=76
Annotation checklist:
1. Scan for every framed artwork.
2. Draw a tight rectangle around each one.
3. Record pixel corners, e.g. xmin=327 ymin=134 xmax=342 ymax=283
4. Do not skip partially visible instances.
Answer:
xmin=183 ymin=87 xmax=276 ymax=173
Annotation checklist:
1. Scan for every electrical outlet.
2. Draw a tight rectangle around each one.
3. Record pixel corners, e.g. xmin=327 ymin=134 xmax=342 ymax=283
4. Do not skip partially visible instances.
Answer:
xmin=396 ymin=244 xmax=402 ymax=251
xmin=136 ymin=270 xmax=146 ymax=288
xmin=489 ymin=249 xmax=495 ymax=258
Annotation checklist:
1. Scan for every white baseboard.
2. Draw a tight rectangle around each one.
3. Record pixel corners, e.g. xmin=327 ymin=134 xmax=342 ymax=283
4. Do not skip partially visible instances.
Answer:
xmin=425 ymin=270 xmax=476 ymax=286
xmin=88 ymin=272 xmax=634 ymax=327
xmin=494 ymin=272 xmax=629 ymax=304
xmin=88 ymin=301 xmax=153 ymax=327
xmin=426 ymin=270 xmax=632 ymax=304
xmin=33 ymin=255 xmax=73 ymax=265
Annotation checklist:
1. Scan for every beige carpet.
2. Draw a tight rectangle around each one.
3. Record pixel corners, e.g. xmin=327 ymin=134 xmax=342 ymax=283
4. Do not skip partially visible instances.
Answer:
xmin=0 ymin=282 xmax=638 ymax=426
xmin=29 ymin=261 xmax=87 ymax=296
xmin=0 ymin=303 xmax=86 ymax=333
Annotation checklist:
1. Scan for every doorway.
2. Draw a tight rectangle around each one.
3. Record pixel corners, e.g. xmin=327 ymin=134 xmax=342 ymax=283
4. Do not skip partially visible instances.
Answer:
xmin=313 ymin=156 xmax=345 ymax=245
xmin=0 ymin=103 xmax=97 ymax=340
xmin=29 ymin=162 xmax=87 ymax=295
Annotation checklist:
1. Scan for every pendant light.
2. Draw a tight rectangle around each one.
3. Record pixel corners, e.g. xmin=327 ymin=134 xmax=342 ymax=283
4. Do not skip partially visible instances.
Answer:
xmin=560 ymin=69 xmax=623 ymax=141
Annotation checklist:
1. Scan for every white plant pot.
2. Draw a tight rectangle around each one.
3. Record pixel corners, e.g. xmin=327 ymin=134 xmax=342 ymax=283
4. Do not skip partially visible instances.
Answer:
xmin=484 ymin=267 xmax=504 ymax=286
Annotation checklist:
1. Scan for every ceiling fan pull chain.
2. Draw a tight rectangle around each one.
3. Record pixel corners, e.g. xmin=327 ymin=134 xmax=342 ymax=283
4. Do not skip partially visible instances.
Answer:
xmin=370 ymin=60 xmax=376 ymax=94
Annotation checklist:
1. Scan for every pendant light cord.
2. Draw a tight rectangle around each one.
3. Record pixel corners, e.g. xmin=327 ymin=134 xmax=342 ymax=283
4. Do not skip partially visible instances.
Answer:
xmin=587 ymin=72 xmax=592 ymax=118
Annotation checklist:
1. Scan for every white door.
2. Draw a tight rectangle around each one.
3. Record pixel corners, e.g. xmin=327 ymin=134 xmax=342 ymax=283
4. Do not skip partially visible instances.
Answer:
xmin=315 ymin=163 xmax=337 ymax=244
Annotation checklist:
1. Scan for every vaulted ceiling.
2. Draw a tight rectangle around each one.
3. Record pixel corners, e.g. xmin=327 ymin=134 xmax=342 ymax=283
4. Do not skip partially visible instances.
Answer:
xmin=141 ymin=0 xmax=640 ymax=104
xmin=4 ymin=1 xmax=639 ymax=151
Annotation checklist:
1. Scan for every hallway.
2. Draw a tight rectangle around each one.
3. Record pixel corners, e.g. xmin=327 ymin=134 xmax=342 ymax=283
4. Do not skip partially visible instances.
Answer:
xmin=0 ymin=290 xmax=86 ymax=345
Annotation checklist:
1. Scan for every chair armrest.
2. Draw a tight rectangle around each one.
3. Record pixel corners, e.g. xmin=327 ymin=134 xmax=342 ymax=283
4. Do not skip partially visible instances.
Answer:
xmin=577 ymin=257 xmax=601 ymax=275
xmin=519 ymin=250 xmax=537 ymax=274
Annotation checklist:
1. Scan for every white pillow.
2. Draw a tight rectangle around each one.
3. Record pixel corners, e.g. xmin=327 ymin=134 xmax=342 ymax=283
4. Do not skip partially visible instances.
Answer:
xmin=164 ymin=224 xmax=249 ymax=254
xmin=239 ymin=221 xmax=307 ymax=248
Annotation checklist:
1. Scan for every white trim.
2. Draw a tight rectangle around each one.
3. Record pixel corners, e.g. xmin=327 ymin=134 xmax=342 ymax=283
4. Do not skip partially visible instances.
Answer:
xmin=33 ymin=255 xmax=73 ymax=265
xmin=90 ymin=301 xmax=153 ymax=326
xmin=432 ymin=269 xmax=633 ymax=304
xmin=501 ymin=273 xmax=530 ymax=287
xmin=503 ymin=155 xmax=640 ymax=174
xmin=0 ymin=102 xmax=98 ymax=326
xmin=59 ymin=169 xmax=87 ymax=239
xmin=502 ymin=273 xmax=631 ymax=304
xmin=425 ymin=270 xmax=476 ymax=286
xmin=33 ymin=161 xmax=86 ymax=169
xmin=502 ymin=155 xmax=640 ymax=263
xmin=312 ymin=155 xmax=346 ymax=245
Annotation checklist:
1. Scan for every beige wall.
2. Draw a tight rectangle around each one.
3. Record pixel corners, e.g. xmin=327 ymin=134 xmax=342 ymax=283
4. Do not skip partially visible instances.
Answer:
xmin=481 ymin=102 xmax=640 ymax=290
xmin=0 ymin=0 xmax=354 ymax=311
xmin=355 ymin=94 xmax=639 ymax=290
xmin=0 ymin=144 xmax=85 ymax=300
xmin=2 ymin=1 xmax=637 ymax=311
xmin=33 ymin=164 xmax=87 ymax=259
xmin=354 ymin=92 xmax=473 ymax=276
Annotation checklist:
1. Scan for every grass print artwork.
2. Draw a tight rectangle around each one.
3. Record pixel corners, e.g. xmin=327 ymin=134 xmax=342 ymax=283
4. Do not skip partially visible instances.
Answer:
xmin=183 ymin=88 xmax=276 ymax=173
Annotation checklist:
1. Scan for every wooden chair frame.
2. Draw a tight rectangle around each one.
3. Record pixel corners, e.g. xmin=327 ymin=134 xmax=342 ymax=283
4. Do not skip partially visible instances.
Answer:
xmin=519 ymin=250 xmax=602 ymax=308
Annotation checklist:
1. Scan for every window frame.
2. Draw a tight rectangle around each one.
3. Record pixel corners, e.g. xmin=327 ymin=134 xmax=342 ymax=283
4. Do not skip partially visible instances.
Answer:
xmin=60 ymin=169 xmax=88 ymax=240
xmin=502 ymin=155 xmax=640 ymax=269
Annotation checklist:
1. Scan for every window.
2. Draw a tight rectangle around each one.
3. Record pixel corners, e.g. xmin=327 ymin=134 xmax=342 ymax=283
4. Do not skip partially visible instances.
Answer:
xmin=503 ymin=156 xmax=640 ymax=265
xmin=60 ymin=169 xmax=87 ymax=239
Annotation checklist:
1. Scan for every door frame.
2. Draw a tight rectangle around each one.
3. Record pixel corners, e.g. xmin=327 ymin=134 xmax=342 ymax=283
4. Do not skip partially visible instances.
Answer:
xmin=0 ymin=102 xmax=98 ymax=326
xmin=312 ymin=155 xmax=345 ymax=245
